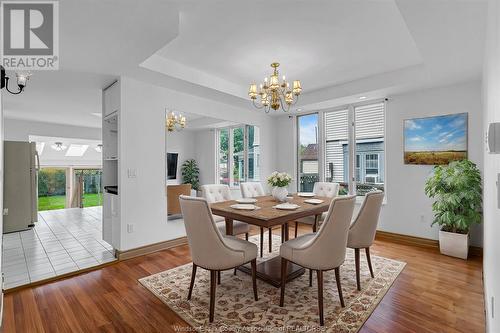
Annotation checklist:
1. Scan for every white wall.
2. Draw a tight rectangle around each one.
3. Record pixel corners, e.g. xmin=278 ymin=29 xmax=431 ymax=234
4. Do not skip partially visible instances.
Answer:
xmin=194 ymin=129 xmax=216 ymax=186
xmin=118 ymin=76 xmax=276 ymax=251
xmin=0 ymin=91 xmax=4 ymax=322
xmin=482 ymin=0 xmax=500 ymax=330
xmin=166 ymin=130 xmax=196 ymax=185
xmin=274 ymin=81 xmax=483 ymax=246
xmin=4 ymin=118 xmax=101 ymax=141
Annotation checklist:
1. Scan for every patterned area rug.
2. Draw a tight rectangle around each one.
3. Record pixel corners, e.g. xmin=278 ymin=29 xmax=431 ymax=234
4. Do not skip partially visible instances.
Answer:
xmin=139 ymin=234 xmax=405 ymax=332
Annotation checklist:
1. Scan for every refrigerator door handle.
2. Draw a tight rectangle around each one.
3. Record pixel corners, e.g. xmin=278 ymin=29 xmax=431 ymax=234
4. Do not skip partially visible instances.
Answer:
xmin=35 ymin=151 xmax=40 ymax=171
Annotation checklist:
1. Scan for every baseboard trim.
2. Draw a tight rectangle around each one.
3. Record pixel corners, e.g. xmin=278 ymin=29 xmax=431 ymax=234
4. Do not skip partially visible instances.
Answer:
xmin=116 ymin=236 xmax=188 ymax=261
xmin=375 ymin=230 xmax=483 ymax=257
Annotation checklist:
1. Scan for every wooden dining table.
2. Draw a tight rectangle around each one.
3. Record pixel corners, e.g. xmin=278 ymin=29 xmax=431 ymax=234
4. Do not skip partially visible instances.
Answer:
xmin=210 ymin=194 xmax=333 ymax=287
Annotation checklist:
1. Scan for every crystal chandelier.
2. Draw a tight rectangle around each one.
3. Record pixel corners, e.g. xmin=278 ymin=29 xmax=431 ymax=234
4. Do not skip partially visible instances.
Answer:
xmin=166 ymin=110 xmax=186 ymax=132
xmin=248 ymin=62 xmax=302 ymax=113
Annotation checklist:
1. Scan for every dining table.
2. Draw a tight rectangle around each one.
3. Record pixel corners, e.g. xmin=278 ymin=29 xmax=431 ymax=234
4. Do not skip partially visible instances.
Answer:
xmin=210 ymin=194 xmax=333 ymax=287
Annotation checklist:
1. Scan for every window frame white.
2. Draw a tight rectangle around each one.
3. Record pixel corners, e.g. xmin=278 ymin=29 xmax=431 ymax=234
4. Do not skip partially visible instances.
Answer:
xmin=216 ymin=125 xmax=259 ymax=188
xmin=295 ymin=99 xmax=386 ymax=198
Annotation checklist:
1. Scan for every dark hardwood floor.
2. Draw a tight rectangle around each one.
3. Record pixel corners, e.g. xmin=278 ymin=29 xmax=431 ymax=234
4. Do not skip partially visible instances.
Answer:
xmin=2 ymin=226 xmax=485 ymax=333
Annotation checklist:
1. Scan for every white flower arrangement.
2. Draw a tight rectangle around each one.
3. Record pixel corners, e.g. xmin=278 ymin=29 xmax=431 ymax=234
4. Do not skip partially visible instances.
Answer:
xmin=267 ymin=171 xmax=292 ymax=188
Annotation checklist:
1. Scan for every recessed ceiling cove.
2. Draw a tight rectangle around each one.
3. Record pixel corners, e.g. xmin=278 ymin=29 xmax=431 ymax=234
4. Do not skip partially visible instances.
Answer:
xmin=143 ymin=0 xmax=422 ymax=98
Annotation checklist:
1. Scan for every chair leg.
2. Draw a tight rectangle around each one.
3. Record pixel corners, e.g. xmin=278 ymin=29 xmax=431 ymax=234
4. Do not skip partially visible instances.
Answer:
xmin=251 ymin=259 xmax=258 ymax=301
xmin=187 ymin=264 xmax=197 ymax=300
xmin=245 ymin=232 xmax=249 ymax=241
xmin=294 ymin=221 xmax=298 ymax=238
xmin=234 ymin=268 xmax=237 ymax=275
xmin=355 ymin=248 xmax=361 ymax=291
xmin=217 ymin=270 xmax=221 ymax=285
xmin=268 ymin=228 xmax=272 ymax=253
xmin=309 ymin=269 xmax=313 ymax=287
xmin=209 ymin=270 xmax=217 ymax=322
xmin=334 ymin=267 xmax=345 ymax=307
xmin=280 ymin=258 xmax=288 ymax=306
xmin=317 ymin=270 xmax=324 ymax=326
xmin=366 ymin=247 xmax=374 ymax=278
xmin=260 ymin=228 xmax=264 ymax=257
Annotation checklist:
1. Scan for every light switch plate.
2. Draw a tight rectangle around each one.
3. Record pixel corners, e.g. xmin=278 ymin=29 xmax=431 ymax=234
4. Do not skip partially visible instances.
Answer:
xmin=127 ymin=168 xmax=137 ymax=178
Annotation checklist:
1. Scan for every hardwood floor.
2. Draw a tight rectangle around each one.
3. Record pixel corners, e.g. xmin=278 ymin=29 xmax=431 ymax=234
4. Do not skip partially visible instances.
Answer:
xmin=2 ymin=226 xmax=485 ymax=333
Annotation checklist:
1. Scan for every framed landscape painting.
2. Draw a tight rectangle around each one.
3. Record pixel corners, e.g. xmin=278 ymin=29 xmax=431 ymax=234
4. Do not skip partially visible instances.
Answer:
xmin=404 ymin=113 xmax=468 ymax=165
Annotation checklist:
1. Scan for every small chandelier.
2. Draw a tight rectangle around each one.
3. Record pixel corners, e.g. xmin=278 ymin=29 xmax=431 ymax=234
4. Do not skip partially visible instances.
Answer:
xmin=248 ymin=62 xmax=302 ymax=113
xmin=1 ymin=65 xmax=31 ymax=95
xmin=95 ymin=144 xmax=103 ymax=153
xmin=51 ymin=142 xmax=67 ymax=151
xmin=166 ymin=110 xmax=186 ymax=132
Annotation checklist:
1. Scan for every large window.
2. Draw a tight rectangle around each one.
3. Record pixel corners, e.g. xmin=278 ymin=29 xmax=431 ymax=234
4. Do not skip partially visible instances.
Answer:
xmin=300 ymin=101 xmax=385 ymax=196
xmin=297 ymin=114 xmax=319 ymax=192
xmin=38 ymin=168 xmax=67 ymax=211
xmin=217 ymin=125 xmax=260 ymax=186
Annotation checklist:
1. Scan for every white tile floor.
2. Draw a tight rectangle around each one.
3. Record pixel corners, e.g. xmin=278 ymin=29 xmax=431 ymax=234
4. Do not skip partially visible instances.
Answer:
xmin=2 ymin=206 xmax=116 ymax=289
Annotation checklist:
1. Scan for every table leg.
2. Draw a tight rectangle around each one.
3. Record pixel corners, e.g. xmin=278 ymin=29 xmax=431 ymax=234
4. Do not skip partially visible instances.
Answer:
xmin=225 ymin=218 xmax=234 ymax=236
xmin=284 ymin=223 xmax=289 ymax=241
xmin=313 ymin=214 xmax=320 ymax=233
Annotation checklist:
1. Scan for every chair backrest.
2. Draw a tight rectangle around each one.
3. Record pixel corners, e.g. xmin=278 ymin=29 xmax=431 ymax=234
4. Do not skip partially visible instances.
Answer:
xmin=348 ymin=191 xmax=384 ymax=248
xmin=200 ymin=184 xmax=232 ymax=203
xmin=240 ymin=182 xmax=266 ymax=198
xmin=179 ymin=195 xmax=235 ymax=267
xmin=302 ymin=195 xmax=356 ymax=270
xmin=313 ymin=182 xmax=339 ymax=198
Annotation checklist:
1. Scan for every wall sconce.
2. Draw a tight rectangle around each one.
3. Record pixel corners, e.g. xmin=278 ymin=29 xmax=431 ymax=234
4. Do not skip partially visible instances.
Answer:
xmin=1 ymin=65 xmax=31 ymax=95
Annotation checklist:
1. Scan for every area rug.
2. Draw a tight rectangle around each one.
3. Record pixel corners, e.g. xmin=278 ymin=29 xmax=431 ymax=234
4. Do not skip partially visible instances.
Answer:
xmin=139 ymin=234 xmax=405 ymax=332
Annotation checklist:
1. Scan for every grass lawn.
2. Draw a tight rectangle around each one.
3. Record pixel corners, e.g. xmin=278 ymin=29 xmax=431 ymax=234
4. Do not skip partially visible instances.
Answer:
xmin=38 ymin=193 xmax=103 ymax=211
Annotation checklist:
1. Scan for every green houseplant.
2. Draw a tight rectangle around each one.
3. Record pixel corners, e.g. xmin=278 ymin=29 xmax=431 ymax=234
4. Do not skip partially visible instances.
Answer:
xmin=424 ymin=159 xmax=482 ymax=259
xmin=181 ymin=159 xmax=200 ymax=191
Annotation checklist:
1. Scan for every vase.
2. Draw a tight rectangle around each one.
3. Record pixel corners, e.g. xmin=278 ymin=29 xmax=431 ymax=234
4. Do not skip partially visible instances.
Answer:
xmin=272 ymin=186 xmax=288 ymax=202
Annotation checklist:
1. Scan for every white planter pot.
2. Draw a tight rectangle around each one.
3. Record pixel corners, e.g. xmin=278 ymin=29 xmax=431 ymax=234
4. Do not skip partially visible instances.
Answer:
xmin=439 ymin=230 xmax=469 ymax=260
xmin=272 ymin=186 xmax=288 ymax=202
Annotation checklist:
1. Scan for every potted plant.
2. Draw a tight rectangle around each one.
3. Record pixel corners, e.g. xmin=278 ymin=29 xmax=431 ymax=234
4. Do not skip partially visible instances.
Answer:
xmin=181 ymin=159 xmax=200 ymax=193
xmin=267 ymin=171 xmax=292 ymax=202
xmin=424 ymin=159 xmax=482 ymax=259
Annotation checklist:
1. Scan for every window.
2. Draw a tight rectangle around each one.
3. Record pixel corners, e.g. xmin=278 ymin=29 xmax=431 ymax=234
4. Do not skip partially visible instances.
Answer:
xmin=297 ymin=113 xmax=319 ymax=192
xmin=320 ymin=101 xmax=385 ymax=196
xmin=38 ymin=168 xmax=67 ymax=211
xmin=217 ymin=125 xmax=260 ymax=186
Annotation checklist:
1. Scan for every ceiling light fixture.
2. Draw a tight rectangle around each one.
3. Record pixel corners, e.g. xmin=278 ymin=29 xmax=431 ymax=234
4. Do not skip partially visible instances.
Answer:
xmin=51 ymin=142 xmax=67 ymax=151
xmin=166 ymin=110 xmax=186 ymax=132
xmin=0 ymin=65 xmax=31 ymax=95
xmin=248 ymin=62 xmax=302 ymax=113
xmin=359 ymin=96 xmax=367 ymax=100
xmin=95 ymin=144 xmax=103 ymax=153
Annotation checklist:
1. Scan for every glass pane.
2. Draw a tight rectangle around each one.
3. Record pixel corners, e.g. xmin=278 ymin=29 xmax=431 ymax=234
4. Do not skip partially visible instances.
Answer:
xmin=355 ymin=103 xmax=385 ymax=195
xmin=298 ymin=113 xmax=319 ymax=192
xmin=38 ymin=168 xmax=66 ymax=211
xmin=324 ymin=109 xmax=349 ymax=195
xmin=247 ymin=125 xmax=260 ymax=182
xmin=218 ymin=129 xmax=229 ymax=185
xmin=232 ymin=127 xmax=245 ymax=186
xmin=74 ymin=169 xmax=103 ymax=208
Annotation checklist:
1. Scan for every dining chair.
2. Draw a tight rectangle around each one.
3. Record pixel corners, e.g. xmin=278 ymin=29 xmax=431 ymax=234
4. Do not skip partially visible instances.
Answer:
xmin=280 ymin=195 xmax=356 ymax=326
xmin=294 ymin=182 xmax=340 ymax=237
xmin=201 ymin=184 xmax=250 ymax=240
xmin=347 ymin=190 xmax=384 ymax=291
xmin=179 ymin=195 xmax=258 ymax=323
xmin=240 ymin=182 xmax=276 ymax=257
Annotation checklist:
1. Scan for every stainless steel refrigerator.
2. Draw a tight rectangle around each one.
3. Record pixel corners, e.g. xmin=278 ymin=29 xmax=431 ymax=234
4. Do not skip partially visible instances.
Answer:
xmin=3 ymin=141 xmax=39 ymax=233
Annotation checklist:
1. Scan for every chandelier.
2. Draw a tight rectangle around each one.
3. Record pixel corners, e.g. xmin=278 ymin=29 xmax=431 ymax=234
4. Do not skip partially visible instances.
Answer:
xmin=248 ymin=62 xmax=302 ymax=113
xmin=51 ymin=142 xmax=67 ymax=151
xmin=166 ymin=110 xmax=186 ymax=132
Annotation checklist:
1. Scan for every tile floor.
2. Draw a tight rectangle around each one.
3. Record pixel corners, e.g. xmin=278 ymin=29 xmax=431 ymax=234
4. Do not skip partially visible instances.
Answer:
xmin=2 ymin=206 xmax=116 ymax=289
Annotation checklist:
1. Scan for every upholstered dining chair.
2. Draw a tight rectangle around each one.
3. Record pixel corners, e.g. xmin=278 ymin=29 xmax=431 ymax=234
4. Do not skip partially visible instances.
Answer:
xmin=179 ymin=195 xmax=258 ymax=323
xmin=347 ymin=190 xmax=384 ymax=291
xmin=280 ymin=195 xmax=356 ymax=326
xmin=294 ymin=182 xmax=340 ymax=237
xmin=201 ymin=184 xmax=250 ymax=240
xmin=240 ymin=182 xmax=276 ymax=257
